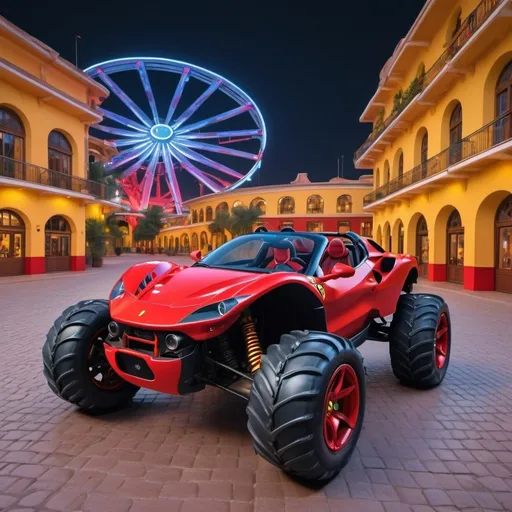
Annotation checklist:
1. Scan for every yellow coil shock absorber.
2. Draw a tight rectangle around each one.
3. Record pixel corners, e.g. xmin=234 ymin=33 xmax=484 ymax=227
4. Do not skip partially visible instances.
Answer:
xmin=241 ymin=312 xmax=262 ymax=373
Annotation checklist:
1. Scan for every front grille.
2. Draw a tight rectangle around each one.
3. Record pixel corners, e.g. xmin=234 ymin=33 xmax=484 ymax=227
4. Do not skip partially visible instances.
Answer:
xmin=127 ymin=339 xmax=154 ymax=355
xmin=126 ymin=327 xmax=154 ymax=341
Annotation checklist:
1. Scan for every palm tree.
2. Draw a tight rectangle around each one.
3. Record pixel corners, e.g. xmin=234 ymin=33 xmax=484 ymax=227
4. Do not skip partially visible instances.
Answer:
xmin=229 ymin=206 xmax=263 ymax=236
xmin=134 ymin=206 xmax=165 ymax=252
xmin=208 ymin=211 xmax=231 ymax=249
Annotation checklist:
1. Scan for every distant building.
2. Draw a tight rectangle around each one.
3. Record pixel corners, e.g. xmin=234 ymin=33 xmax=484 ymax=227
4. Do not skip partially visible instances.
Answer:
xmin=355 ymin=0 xmax=512 ymax=293
xmin=155 ymin=173 xmax=373 ymax=254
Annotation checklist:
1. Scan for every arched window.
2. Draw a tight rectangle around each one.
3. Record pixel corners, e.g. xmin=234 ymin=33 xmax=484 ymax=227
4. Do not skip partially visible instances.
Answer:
xmin=0 ymin=209 xmax=25 ymax=276
xmin=336 ymin=195 xmax=352 ymax=213
xmin=495 ymin=61 xmax=512 ymax=143
xmin=200 ymin=231 xmax=208 ymax=251
xmin=447 ymin=210 xmax=464 ymax=284
xmin=398 ymin=221 xmax=405 ymax=254
xmin=199 ymin=209 xmax=204 ymax=223
xmin=0 ymin=107 xmax=25 ymax=179
xmin=181 ymin=234 xmax=190 ymax=252
xmin=416 ymin=215 xmax=428 ymax=278
xmin=175 ymin=238 xmax=179 ymax=253
xmin=48 ymin=131 xmax=72 ymax=175
xmin=45 ymin=215 xmax=71 ymax=272
xmin=191 ymin=233 xmax=199 ymax=251
xmin=449 ymin=104 xmax=463 ymax=164
xmin=233 ymin=200 xmax=244 ymax=209
xmin=216 ymin=202 xmax=229 ymax=215
xmin=375 ymin=168 xmax=380 ymax=189
xmin=192 ymin=210 xmax=198 ymax=223
xmin=250 ymin=197 xmax=266 ymax=214
xmin=307 ymin=195 xmax=324 ymax=214
xmin=205 ymin=206 xmax=213 ymax=222
xmin=398 ymin=153 xmax=404 ymax=179
xmin=278 ymin=196 xmax=295 ymax=215
xmin=496 ymin=195 xmax=512 ymax=293
xmin=164 ymin=235 xmax=168 ymax=249
xmin=384 ymin=161 xmax=390 ymax=184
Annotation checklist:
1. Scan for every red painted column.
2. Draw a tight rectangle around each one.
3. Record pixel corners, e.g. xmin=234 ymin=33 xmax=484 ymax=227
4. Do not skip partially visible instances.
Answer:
xmin=71 ymin=256 xmax=86 ymax=271
xmin=428 ymin=263 xmax=447 ymax=282
xmin=24 ymin=257 xmax=45 ymax=275
xmin=464 ymin=266 xmax=495 ymax=291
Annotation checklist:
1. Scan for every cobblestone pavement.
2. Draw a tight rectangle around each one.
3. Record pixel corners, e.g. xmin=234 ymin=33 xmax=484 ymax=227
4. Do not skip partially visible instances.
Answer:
xmin=1 ymin=254 xmax=512 ymax=512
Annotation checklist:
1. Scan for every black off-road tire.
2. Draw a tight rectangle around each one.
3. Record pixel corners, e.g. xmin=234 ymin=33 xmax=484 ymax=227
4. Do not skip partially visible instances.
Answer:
xmin=390 ymin=294 xmax=451 ymax=389
xmin=246 ymin=330 xmax=366 ymax=483
xmin=42 ymin=299 xmax=139 ymax=412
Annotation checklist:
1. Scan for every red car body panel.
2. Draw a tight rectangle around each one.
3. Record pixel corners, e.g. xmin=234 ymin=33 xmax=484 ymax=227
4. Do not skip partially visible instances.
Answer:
xmin=105 ymin=235 xmax=418 ymax=394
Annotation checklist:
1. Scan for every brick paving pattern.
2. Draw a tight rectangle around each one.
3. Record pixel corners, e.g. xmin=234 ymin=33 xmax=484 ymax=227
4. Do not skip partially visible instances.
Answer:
xmin=1 ymin=254 xmax=512 ymax=511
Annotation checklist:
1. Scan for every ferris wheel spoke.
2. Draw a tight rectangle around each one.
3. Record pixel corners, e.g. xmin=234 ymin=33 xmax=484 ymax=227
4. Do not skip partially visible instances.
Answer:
xmin=172 ymin=142 xmax=243 ymax=180
xmin=169 ymin=146 xmax=221 ymax=193
xmin=140 ymin=146 xmax=160 ymax=210
xmin=92 ymin=124 xmax=149 ymax=138
xmin=108 ymin=141 xmax=153 ymax=170
xmin=164 ymin=67 xmax=190 ymax=125
xmin=177 ymin=139 xmax=259 ymax=161
xmin=172 ymin=79 xmax=222 ymax=131
xmin=98 ymin=107 xmax=149 ymax=133
xmin=97 ymin=69 xmax=153 ymax=128
xmin=177 ymin=129 xmax=263 ymax=140
xmin=161 ymin=145 xmax=183 ymax=215
xmin=119 ymin=145 xmax=155 ymax=179
xmin=174 ymin=104 xmax=252 ymax=135
xmin=111 ymin=138 xmax=150 ymax=148
xmin=136 ymin=61 xmax=160 ymax=124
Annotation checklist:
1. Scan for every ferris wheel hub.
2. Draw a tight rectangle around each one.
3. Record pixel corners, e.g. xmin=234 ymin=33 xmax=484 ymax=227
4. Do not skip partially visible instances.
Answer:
xmin=150 ymin=124 xmax=174 ymax=141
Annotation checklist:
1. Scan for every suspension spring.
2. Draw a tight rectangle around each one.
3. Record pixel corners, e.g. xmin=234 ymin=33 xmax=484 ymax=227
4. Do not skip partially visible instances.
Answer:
xmin=242 ymin=314 xmax=262 ymax=373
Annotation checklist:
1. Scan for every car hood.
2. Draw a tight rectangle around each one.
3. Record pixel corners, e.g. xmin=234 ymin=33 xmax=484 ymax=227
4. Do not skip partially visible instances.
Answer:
xmin=110 ymin=266 xmax=263 ymax=327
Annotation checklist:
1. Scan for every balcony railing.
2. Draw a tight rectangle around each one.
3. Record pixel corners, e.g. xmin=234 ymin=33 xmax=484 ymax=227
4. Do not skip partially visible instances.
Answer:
xmin=354 ymin=0 xmax=504 ymax=163
xmin=0 ymin=156 xmax=119 ymax=201
xmin=364 ymin=110 xmax=512 ymax=206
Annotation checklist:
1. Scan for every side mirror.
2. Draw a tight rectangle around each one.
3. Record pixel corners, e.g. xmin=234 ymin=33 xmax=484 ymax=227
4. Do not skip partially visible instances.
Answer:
xmin=318 ymin=262 xmax=355 ymax=282
xmin=190 ymin=250 xmax=202 ymax=262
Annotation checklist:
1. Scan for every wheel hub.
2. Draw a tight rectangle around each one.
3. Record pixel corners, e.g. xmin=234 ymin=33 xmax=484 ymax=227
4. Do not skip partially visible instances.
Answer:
xmin=434 ymin=313 xmax=449 ymax=369
xmin=323 ymin=364 xmax=360 ymax=452
xmin=150 ymin=123 xmax=173 ymax=141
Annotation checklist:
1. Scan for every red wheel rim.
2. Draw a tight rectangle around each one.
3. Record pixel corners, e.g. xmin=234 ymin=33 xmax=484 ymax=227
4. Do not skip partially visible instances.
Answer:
xmin=435 ymin=313 xmax=449 ymax=369
xmin=323 ymin=364 xmax=360 ymax=452
xmin=87 ymin=328 xmax=124 ymax=391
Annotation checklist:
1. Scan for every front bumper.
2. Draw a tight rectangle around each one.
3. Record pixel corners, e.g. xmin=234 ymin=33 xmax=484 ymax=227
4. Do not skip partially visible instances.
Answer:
xmin=104 ymin=339 xmax=203 ymax=395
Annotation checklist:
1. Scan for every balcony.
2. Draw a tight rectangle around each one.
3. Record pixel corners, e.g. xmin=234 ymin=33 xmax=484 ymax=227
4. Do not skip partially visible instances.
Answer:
xmin=0 ymin=156 xmax=119 ymax=203
xmin=364 ymin=110 xmax=512 ymax=208
xmin=354 ymin=0 xmax=512 ymax=167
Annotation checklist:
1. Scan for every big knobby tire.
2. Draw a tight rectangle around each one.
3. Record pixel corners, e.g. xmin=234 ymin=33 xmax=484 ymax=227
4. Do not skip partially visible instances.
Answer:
xmin=246 ymin=330 xmax=366 ymax=483
xmin=390 ymin=294 xmax=451 ymax=389
xmin=42 ymin=300 xmax=139 ymax=412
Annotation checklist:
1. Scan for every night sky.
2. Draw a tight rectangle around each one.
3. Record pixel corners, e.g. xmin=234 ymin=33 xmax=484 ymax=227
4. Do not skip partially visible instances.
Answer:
xmin=2 ymin=0 xmax=425 ymax=193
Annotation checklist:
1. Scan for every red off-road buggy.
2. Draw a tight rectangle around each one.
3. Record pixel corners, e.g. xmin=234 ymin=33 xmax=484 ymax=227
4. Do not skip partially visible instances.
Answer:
xmin=42 ymin=229 xmax=451 ymax=482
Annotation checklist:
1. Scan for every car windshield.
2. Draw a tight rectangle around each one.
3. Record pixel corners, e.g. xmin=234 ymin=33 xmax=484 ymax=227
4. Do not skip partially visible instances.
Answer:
xmin=197 ymin=233 xmax=326 ymax=275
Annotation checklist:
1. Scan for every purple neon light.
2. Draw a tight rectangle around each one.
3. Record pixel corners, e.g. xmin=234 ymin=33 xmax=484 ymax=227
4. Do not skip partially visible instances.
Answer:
xmin=175 ymin=104 xmax=252 ymax=135
xmin=171 ymin=79 xmax=222 ymax=130
xmin=176 ymin=139 xmax=259 ymax=160
xmin=93 ymin=124 xmax=149 ymax=138
xmin=171 ymin=143 xmax=243 ymax=179
xmin=164 ymin=67 xmax=190 ymax=125
xmin=140 ymin=146 xmax=160 ymax=210
xmin=108 ymin=141 xmax=153 ymax=169
xmin=98 ymin=107 xmax=149 ymax=133
xmin=161 ymin=145 xmax=183 ymax=214
xmin=120 ymin=145 xmax=155 ymax=178
xmin=136 ymin=61 xmax=160 ymax=124
xmin=97 ymin=69 xmax=153 ymax=128
xmin=178 ymin=129 xmax=262 ymax=140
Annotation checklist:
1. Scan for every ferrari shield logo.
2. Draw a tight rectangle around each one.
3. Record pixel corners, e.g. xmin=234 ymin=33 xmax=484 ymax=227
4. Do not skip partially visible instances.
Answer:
xmin=138 ymin=310 xmax=146 ymax=317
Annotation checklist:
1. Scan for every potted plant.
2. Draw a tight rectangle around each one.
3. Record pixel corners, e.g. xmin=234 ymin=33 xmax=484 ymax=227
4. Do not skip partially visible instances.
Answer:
xmin=85 ymin=218 xmax=107 ymax=268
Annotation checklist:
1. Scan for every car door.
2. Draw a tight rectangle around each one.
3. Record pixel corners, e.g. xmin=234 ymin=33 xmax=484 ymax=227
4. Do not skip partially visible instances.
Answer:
xmin=322 ymin=260 xmax=377 ymax=339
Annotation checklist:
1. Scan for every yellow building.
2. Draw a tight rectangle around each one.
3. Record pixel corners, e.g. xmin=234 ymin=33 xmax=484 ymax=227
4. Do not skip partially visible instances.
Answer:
xmin=0 ymin=15 xmax=120 ymax=276
xmin=156 ymin=172 xmax=373 ymax=254
xmin=355 ymin=0 xmax=512 ymax=293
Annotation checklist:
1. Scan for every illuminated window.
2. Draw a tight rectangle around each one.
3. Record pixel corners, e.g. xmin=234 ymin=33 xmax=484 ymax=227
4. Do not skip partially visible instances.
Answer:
xmin=337 ymin=221 xmax=351 ymax=234
xmin=0 ymin=107 xmax=25 ymax=178
xmin=233 ymin=200 xmax=244 ymax=209
xmin=48 ymin=131 xmax=72 ymax=175
xmin=205 ymin=207 xmax=213 ymax=222
xmin=336 ymin=195 xmax=352 ymax=213
xmin=250 ymin=197 xmax=266 ymax=214
xmin=199 ymin=209 xmax=204 ymax=223
xmin=361 ymin=221 xmax=372 ymax=237
xmin=307 ymin=221 xmax=323 ymax=232
xmin=307 ymin=195 xmax=324 ymax=214
xmin=216 ymin=202 xmax=229 ymax=215
xmin=278 ymin=196 xmax=295 ymax=215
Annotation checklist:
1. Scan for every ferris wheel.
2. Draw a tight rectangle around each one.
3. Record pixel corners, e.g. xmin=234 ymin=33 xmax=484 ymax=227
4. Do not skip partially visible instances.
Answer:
xmin=85 ymin=57 xmax=267 ymax=214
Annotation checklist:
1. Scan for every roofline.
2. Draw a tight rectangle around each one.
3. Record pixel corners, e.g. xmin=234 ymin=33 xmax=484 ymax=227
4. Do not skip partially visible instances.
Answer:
xmin=183 ymin=179 xmax=373 ymax=205
xmin=0 ymin=16 xmax=109 ymax=98
xmin=359 ymin=0 xmax=435 ymax=122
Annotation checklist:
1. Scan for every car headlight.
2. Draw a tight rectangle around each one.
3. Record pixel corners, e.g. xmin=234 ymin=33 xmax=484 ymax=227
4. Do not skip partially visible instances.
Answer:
xmin=109 ymin=279 xmax=125 ymax=300
xmin=179 ymin=296 xmax=250 ymax=323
